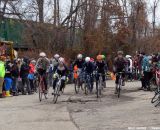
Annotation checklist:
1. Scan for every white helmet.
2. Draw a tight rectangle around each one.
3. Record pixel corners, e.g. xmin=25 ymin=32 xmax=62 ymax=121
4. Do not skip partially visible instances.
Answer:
xmin=126 ymin=55 xmax=132 ymax=59
xmin=31 ymin=60 xmax=36 ymax=63
xmin=39 ymin=52 xmax=46 ymax=57
xmin=85 ymin=57 xmax=90 ymax=63
xmin=77 ymin=54 xmax=83 ymax=60
xmin=54 ymin=54 xmax=60 ymax=59
xmin=59 ymin=57 xmax=65 ymax=64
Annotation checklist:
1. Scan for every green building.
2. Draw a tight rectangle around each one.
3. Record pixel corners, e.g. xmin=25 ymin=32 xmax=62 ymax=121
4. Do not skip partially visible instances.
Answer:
xmin=0 ymin=18 xmax=23 ymax=47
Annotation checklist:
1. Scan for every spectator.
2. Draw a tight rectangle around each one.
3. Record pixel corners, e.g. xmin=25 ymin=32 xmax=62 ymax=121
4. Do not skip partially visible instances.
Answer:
xmin=142 ymin=53 xmax=152 ymax=91
xmin=20 ymin=58 xmax=31 ymax=95
xmin=28 ymin=60 xmax=36 ymax=93
xmin=11 ymin=59 xmax=19 ymax=96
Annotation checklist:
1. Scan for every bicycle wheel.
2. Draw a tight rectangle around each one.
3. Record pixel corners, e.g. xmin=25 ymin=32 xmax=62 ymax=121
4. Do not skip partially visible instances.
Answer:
xmin=96 ymin=82 xmax=101 ymax=98
xmin=150 ymin=77 xmax=157 ymax=90
xmin=53 ymin=84 xmax=60 ymax=104
xmin=96 ymin=81 xmax=99 ymax=98
xmin=151 ymin=88 xmax=160 ymax=103
xmin=44 ymin=90 xmax=48 ymax=99
xmin=74 ymin=79 xmax=80 ymax=94
xmin=84 ymin=83 xmax=88 ymax=95
xmin=155 ymin=96 xmax=160 ymax=107
xmin=38 ymin=82 xmax=43 ymax=102
xmin=117 ymin=84 xmax=121 ymax=98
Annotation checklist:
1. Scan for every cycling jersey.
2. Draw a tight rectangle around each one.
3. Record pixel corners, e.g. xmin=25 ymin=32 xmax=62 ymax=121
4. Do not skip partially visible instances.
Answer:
xmin=54 ymin=64 xmax=68 ymax=77
xmin=82 ymin=62 xmax=94 ymax=74
xmin=36 ymin=57 xmax=49 ymax=71
xmin=95 ymin=61 xmax=106 ymax=73
xmin=53 ymin=64 xmax=68 ymax=91
xmin=114 ymin=57 xmax=126 ymax=72
xmin=73 ymin=59 xmax=85 ymax=69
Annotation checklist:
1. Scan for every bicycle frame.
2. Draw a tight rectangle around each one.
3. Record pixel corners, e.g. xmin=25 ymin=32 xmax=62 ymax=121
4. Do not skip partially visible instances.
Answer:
xmin=39 ymin=75 xmax=45 ymax=92
xmin=84 ymin=73 xmax=92 ymax=94
xmin=116 ymin=72 xmax=123 ymax=98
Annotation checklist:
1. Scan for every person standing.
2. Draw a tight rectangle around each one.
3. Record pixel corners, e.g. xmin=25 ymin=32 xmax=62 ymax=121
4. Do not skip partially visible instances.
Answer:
xmin=0 ymin=56 xmax=6 ymax=98
xmin=11 ymin=60 xmax=19 ymax=96
xmin=20 ymin=58 xmax=31 ymax=95
xmin=28 ymin=60 xmax=36 ymax=93
xmin=142 ymin=53 xmax=152 ymax=91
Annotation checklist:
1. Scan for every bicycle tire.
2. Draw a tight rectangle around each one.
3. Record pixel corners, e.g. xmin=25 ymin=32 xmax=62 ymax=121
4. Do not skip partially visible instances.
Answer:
xmin=53 ymin=84 xmax=60 ymax=104
xmin=155 ymin=96 xmax=160 ymax=107
xmin=97 ymin=79 xmax=102 ymax=98
xmin=74 ymin=79 xmax=80 ymax=94
xmin=38 ymin=82 xmax=43 ymax=102
xmin=96 ymin=81 xmax=99 ymax=98
xmin=151 ymin=89 xmax=160 ymax=103
xmin=117 ymin=85 xmax=121 ymax=98
xmin=84 ymin=84 xmax=88 ymax=95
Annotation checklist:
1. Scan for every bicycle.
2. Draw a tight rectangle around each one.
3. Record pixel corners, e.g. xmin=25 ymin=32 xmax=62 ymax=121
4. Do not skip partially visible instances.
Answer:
xmin=96 ymin=72 xmax=105 ymax=98
xmin=84 ymin=73 xmax=92 ymax=95
xmin=38 ymin=74 xmax=48 ymax=102
xmin=151 ymin=68 xmax=160 ymax=107
xmin=116 ymin=72 xmax=124 ymax=98
xmin=74 ymin=69 xmax=83 ymax=94
xmin=53 ymin=75 xmax=66 ymax=104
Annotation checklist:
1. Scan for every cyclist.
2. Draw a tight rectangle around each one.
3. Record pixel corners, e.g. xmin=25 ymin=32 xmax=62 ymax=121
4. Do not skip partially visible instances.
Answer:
xmin=53 ymin=57 xmax=68 ymax=92
xmin=113 ymin=51 xmax=126 ymax=94
xmin=82 ymin=57 xmax=94 ymax=92
xmin=20 ymin=57 xmax=31 ymax=95
xmin=95 ymin=55 xmax=107 ymax=88
xmin=73 ymin=54 xmax=84 ymax=69
xmin=36 ymin=52 xmax=50 ymax=93
xmin=73 ymin=54 xmax=85 ymax=81
xmin=52 ymin=54 xmax=60 ymax=69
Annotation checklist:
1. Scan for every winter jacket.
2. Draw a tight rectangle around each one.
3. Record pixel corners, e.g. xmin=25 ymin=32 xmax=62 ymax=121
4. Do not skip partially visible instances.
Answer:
xmin=20 ymin=63 xmax=30 ymax=78
xmin=142 ymin=56 xmax=151 ymax=72
xmin=11 ymin=64 xmax=19 ymax=78
xmin=0 ymin=61 xmax=5 ymax=78
xmin=29 ymin=63 xmax=35 ymax=74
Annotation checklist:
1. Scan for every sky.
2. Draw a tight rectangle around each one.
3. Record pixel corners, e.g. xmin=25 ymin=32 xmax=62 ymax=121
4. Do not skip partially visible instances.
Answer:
xmin=60 ymin=0 xmax=160 ymax=26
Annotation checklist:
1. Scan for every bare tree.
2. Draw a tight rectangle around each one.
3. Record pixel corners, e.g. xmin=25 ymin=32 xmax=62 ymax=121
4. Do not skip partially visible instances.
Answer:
xmin=151 ymin=0 xmax=160 ymax=35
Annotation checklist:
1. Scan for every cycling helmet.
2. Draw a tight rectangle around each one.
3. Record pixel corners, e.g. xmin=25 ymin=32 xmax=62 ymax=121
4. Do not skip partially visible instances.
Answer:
xmin=126 ymin=55 xmax=132 ymax=59
xmin=90 ymin=58 xmax=94 ymax=62
xmin=31 ymin=60 xmax=36 ymax=63
xmin=102 ymin=55 xmax=106 ymax=59
xmin=85 ymin=57 xmax=90 ymax=63
xmin=97 ymin=55 xmax=102 ymax=60
xmin=54 ymin=54 xmax=60 ymax=59
xmin=39 ymin=52 xmax=46 ymax=57
xmin=59 ymin=57 xmax=65 ymax=64
xmin=77 ymin=54 xmax=83 ymax=60
xmin=117 ymin=51 xmax=124 ymax=55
